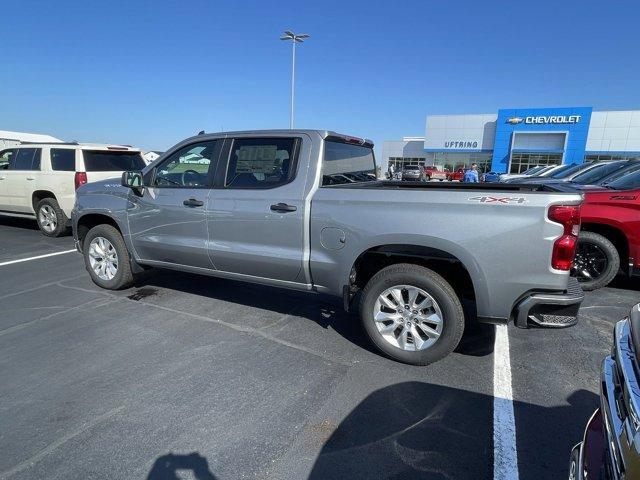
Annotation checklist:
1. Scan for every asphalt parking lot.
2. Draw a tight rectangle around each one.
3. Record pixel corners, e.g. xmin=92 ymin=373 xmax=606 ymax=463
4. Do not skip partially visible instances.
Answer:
xmin=1 ymin=217 xmax=638 ymax=480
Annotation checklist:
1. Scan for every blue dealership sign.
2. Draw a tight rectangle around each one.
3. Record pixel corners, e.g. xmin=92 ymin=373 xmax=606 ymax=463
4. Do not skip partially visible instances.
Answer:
xmin=491 ymin=107 xmax=593 ymax=172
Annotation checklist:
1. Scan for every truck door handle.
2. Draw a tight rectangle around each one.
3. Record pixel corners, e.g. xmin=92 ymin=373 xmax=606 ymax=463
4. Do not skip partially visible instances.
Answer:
xmin=183 ymin=198 xmax=204 ymax=207
xmin=26 ymin=176 xmax=35 ymax=180
xmin=270 ymin=203 xmax=297 ymax=213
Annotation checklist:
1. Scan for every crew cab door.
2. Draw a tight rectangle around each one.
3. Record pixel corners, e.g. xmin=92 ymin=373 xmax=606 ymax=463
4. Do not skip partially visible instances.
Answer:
xmin=127 ymin=140 xmax=222 ymax=268
xmin=206 ymin=136 xmax=308 ymax=283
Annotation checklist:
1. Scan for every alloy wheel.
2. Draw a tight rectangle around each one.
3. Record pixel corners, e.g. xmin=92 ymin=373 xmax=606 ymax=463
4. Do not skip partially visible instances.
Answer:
xmin=38 ymin=205 xmax=57 ymax=233
xmin=88 ymin=237 xmax=119 ymax=281
xmin=573 ymin=241 xmax=607 ymax=282
xmin=373 ymin=285 xmax=444 ymax=351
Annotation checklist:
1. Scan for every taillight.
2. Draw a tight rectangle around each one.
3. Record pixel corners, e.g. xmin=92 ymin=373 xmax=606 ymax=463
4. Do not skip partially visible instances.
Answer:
xmin=75 ymin=172 xmax=88 ymax=190
xmin=548 ymin=204 xmax=581 ymax=270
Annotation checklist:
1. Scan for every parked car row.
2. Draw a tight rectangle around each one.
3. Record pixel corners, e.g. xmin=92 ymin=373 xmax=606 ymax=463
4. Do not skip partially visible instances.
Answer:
xmin=395 ymin=165 xmax=481 ymax=182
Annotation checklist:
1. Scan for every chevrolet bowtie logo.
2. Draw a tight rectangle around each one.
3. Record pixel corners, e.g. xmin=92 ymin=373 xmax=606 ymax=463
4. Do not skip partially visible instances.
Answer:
xmin=507 ymin=117 xmax=524 ymax=124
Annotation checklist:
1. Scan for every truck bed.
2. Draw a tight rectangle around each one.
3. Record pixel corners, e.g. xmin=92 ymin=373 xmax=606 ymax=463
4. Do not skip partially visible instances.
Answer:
xmin=329 ymin=180 xmax=578 ymax=193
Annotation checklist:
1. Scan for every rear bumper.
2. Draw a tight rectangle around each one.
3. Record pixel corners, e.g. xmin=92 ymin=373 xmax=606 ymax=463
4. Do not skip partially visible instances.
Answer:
xmin=513 ymin=277 xmax=584 ymax=328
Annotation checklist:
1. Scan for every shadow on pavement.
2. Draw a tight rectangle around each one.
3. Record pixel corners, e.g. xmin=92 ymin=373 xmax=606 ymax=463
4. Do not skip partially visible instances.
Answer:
xmin=132 ymin=269 xmax=496 ymax=359
xmin=147 ymin=452 xmax=216 ymax=480
xmin=609 ymin=274 xmax=640 ymax=291
xmin=0 ymin=216 xmax=39 ymax=230
xmin=308 ymin=382 xmax=598 ymax=480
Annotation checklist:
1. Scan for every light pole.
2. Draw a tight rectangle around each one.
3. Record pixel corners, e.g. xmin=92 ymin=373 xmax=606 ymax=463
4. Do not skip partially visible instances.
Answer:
xmin=280 ymin=30 xmax=310 ymax=129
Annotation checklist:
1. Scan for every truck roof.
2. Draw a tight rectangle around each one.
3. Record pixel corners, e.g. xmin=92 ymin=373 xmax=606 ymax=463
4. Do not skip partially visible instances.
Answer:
xmin=184 ymin=129 xmax=374 ymax=148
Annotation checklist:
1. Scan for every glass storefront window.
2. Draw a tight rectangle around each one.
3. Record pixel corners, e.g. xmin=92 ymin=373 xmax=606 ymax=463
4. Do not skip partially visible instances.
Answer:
xmin=388 ymin=157 xmax=426 ymax=170
xmin=584 ymin=154 xmax=640 ymax=162
xmin=432 ymin=152 xmax=493 ymax=173
xmin=509 ymin=152 xmax=563 ymax=174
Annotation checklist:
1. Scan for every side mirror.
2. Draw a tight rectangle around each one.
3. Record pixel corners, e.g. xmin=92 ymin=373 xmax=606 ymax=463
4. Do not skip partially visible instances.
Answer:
xmin=121 ymin=170 xmax=144 ymax=194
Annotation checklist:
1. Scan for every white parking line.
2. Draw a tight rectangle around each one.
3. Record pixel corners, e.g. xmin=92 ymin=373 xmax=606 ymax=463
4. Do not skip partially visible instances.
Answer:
xmin=493 ymin=324 xmax=519 ymax=480
xmin=0 ymin=249 xmax=77 ymax=267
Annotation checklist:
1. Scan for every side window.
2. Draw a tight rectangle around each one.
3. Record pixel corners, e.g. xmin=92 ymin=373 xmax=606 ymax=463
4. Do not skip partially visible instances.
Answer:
xmin=0 ymin=149 xmax=17 ymax=170
xmin=154 ymin=141 xmax=220 ymax=188
xmin=51 ymin=149 xmax=76 ymax=171
xmin=225 ymin=138 xmax=297 ymax=189
xmin=10 ymin=148 xmax=41 ymax=171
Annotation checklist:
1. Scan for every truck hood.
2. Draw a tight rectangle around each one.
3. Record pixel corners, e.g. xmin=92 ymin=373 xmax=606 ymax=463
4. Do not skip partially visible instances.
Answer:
xmin=77 ymin=177 xmax=128 ymax=195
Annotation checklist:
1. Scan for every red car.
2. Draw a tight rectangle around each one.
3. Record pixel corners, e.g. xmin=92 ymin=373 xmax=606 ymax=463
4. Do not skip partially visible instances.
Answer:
xmin=422 ymin=165 xmax=448 ymax=181
xmin=574 ymin=168 xmax=640 ymax=290
xmin=446 ymin=168 xmax=465 ymax=182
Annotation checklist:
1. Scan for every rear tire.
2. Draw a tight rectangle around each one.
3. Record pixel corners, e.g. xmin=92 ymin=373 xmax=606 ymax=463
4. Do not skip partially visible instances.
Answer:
xmin=573 ymin=231 xmax=619 ymax=291
xmin=359 ymin=264 xmax=465 ymax=365
xmin=36 ymin=198 xmax=68 ymax=237
xmin=83 ymin=224 xmax=134 ymax=290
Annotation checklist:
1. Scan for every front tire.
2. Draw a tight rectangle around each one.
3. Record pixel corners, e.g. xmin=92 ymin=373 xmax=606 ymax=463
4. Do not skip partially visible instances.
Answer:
xmin=573 ymin=231 xmax=620 ymax=291
xmin=36 ymin=198 xmax=68 ymax=237
xmin=83 ymin=224 xmax=134 ymax=290
xmin=359 ymin=264 xmax=465 ymax=365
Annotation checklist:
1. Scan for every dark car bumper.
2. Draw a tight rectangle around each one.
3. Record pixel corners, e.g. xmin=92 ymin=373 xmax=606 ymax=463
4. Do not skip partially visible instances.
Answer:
xmin=513 ymin=277 xmax=584 ymax=328
xmin=599 ymin=309 xmax=640 ymax=480
xmin=570 ymin=304 xmax=640 ymax=480
xmin=570 ymin=409 xmax=607 ymax=480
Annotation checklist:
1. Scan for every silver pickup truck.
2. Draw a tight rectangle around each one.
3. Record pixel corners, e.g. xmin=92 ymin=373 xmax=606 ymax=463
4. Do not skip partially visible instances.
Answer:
xmin=72 ymin=130 xmax=584 ymax=365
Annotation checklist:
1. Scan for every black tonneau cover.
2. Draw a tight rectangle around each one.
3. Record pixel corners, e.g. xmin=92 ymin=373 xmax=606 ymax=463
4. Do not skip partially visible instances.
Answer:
xmin=330 ymin=180 xmax=580 ymax=193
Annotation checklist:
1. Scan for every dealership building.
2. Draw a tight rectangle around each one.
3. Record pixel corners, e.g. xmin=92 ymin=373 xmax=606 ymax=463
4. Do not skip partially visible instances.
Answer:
xmin=383 ymin=107 xmax=640 ymax=174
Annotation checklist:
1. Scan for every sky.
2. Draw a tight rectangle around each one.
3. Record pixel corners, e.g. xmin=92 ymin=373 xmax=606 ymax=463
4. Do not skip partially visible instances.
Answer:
xmin=2 ymin=0 xmax=640 ymax=153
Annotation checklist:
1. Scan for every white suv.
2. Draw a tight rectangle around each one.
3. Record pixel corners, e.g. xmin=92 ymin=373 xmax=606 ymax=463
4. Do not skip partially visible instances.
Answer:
xmin=0 ymin=143 xmax=145 ymax=236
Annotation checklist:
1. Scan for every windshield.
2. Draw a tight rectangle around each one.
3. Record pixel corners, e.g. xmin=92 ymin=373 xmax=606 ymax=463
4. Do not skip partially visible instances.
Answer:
xmin=544 ymin=164 xmax=574 ymax=178
xmin=551 ymin=163 xmax=588 ymax=179
xmin=83 ymin=150 xmax=145 ymax=171
xmin=605 ymin=167 xmax=640 ymax=190
xmin=404 ymin=166 xmax=420 ymax=170
xmin=533 ymin=166 xmax=554 ymax=176
xmin=522 ymin=166 xmax=545 ymax=175
xmin=571 ymin=161 xmax=628 ymax=184
xmin=601 ymin=162 xmax=640 ymax=186
xmin=322 ymin=141 xmax=376 ymax=186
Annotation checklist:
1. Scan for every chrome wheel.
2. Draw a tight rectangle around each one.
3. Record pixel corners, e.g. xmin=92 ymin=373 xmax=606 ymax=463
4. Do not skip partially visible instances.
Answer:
xmin=573 ymin=241 xmax=607 ymax=282
xmin=38 ymin=205 xmax=57 ymax=233
xmin=88 ymin=237 xmax=118 ymax=281
xmin=373 ymin=285 xmax=444 ymax=351
xmin=568 ymin=459 xmax=577 ymax=480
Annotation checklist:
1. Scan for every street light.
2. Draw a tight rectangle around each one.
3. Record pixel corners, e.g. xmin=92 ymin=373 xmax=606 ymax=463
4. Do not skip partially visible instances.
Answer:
xmin=280 ymin=30 xmax=310 ymax=129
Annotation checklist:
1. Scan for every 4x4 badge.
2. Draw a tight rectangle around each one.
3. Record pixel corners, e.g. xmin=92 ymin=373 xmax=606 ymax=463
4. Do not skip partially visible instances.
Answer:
xmin=468 ymin=196 xmax=528 ymax=204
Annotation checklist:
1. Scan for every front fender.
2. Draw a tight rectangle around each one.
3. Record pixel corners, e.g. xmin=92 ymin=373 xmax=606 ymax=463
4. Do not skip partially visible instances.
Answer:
xmin=72 ymin=188 xmax=133 ymax=254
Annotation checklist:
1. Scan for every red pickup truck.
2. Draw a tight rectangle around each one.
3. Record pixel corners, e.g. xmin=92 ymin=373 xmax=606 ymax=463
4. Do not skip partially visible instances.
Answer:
xmin=574 ymin=170 xmax=640 ymax=290
xmin=446 ymin=168 xmax=465 ymax=182
xmin=422 ymin=165 xmax=448 ymax=181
